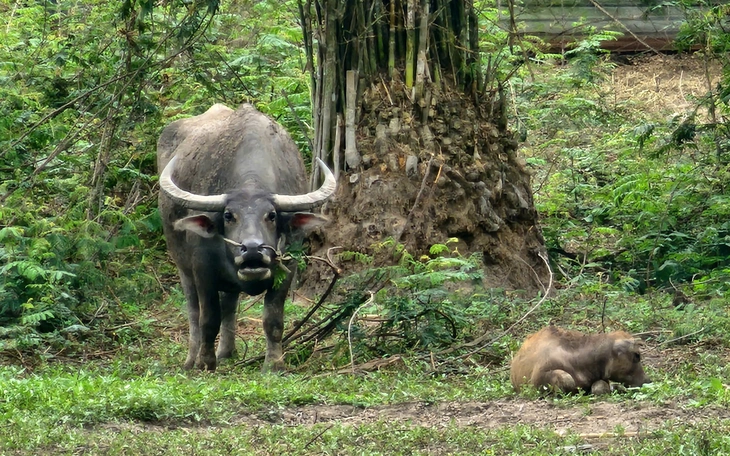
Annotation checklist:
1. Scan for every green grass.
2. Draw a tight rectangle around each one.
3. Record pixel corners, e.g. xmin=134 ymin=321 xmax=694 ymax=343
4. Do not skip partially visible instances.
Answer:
xmin=4 ymin=413 xmax=730 ymax=455
xmin=0 ymin=420 xmax=599 ymax=455
xmin=2 ymin=276 xmax=730 ymax=455
xmin=2 ymin=340 xmax=730 ymax=454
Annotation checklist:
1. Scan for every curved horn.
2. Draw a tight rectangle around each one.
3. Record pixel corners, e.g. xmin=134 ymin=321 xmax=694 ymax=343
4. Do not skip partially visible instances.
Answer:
xmin=159 ymin=155 xmax=228 ymax=211
xmin=272 ymin=158 xmax=337 ymax=211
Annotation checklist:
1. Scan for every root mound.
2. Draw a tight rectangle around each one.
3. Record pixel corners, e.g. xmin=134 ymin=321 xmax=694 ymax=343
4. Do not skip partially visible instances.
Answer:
xmin=313 ymin=81 xmax=547 ymax=292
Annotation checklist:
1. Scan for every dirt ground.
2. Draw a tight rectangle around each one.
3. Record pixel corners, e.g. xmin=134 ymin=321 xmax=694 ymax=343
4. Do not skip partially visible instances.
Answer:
xmin=609 ymin=53 xmax=720 ymax=117
xmin=236 ymin=398 xmax=730 ymax=437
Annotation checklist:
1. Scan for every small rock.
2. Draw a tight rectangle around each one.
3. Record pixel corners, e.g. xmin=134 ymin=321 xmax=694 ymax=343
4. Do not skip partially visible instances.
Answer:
xmin=406 ymin=155 xmax=418 ymax=177
xmin=389 ymin=117 xmax=401 ymax=135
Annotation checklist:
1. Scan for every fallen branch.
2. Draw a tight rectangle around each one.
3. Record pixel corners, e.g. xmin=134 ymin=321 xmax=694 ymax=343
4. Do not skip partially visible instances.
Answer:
xmin=303 ymin=424 xmax=333 ymax=449
xmin=336 ymin=354 xmax=403 ymax=374
xmin=282 ymin=248 xmax=342 ymax=344
xmin=659 ymin=327 xmax=705 ymax=347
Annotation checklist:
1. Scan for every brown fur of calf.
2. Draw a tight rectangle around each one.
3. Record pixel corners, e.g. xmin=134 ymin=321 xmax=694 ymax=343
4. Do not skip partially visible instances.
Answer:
xmin=510 ymin=326 xmax=650 ymax=394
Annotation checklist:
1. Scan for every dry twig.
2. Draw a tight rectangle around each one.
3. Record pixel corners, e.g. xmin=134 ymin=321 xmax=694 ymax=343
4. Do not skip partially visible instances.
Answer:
xmin=348 ymin=291 xmax=375 ymax=373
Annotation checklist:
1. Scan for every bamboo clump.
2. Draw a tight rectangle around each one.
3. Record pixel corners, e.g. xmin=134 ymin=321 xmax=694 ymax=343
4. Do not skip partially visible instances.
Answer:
xmin=299 ymin=0 xmax=487 ymax=188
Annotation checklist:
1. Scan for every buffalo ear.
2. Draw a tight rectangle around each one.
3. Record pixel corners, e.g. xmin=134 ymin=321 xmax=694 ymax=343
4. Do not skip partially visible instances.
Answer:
xmin=285 ymin=212 xmax=328 ymax=234
xmin=613 ymin=338 xmax=635 ymax=356
xmin=174 ymin=214 xmax=217 ymax=238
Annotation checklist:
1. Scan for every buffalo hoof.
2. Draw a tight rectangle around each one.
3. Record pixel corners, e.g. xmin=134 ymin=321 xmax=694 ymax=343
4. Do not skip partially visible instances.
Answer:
xmin=548 ymin=369 xmax=576 ymax=394
xmin=591 ymin=380 xmax=611 ymax=395
xmin=216 ymin=349 xmax=238 ymax=362
xmin=262 ymin=360 xmax=287 ymax=374
xmin=610 ymin=383 xmax=628 ymax=393
xmin=196 ymin=353 xmax=217 ymax=371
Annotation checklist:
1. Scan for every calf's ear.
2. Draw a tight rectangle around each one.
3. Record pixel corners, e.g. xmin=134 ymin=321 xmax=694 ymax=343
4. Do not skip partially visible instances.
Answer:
xmin=283 ymin=212 xmax=329 ymax=234
xmin=174 ymin=214 xmax=217 ymax=238
xmin=613 ymin=338 xmax=636 ymax=356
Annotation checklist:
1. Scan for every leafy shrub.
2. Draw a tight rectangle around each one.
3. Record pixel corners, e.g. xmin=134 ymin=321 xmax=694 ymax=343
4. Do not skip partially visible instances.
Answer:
xmin=325 ymin=239 xmax=513 ymax=363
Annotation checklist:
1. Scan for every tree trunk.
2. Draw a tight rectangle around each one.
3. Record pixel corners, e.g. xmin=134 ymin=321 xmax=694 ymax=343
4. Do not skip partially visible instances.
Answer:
xmin=300 ymin=0 xmax=547 ymax=290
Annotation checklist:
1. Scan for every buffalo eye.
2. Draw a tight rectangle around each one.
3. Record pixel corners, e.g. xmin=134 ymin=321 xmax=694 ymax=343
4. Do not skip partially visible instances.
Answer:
xmin=633 ymin=352 xmax=641 ymax=363
xmin=267 ymin=211 xmax=277 ymax=222
xmin=224 ymin=210 xmax=234 ymax=222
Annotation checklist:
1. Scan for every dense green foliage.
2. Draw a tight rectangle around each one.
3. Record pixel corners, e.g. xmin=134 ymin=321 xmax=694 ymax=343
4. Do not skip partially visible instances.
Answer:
xmin=0 ymin=0 xmax=309 ymax=334
xmin=512 ymin=22 xmax=730 ymax=294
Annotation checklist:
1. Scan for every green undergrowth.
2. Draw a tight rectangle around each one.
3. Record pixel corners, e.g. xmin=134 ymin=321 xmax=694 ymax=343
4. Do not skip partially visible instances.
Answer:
xmin=3 ymin=280 xmax=730 ymax=453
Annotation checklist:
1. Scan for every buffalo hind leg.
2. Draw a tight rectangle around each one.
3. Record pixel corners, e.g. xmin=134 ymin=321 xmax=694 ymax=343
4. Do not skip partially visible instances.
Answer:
xmin=180 ymin=272 xmax=201 ymax=370
xmin=261 ymin=262 xmax=296 ymax=372
xmin=534 ymin=369 xmax=577 ymax=394
xmin=216 ymin=292 xmax=239 ymax=362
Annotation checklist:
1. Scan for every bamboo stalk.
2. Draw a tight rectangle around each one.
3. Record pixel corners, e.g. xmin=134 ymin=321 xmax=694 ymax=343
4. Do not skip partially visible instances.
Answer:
xmin=388 ymin=0 xmax=395 ymax=78
xmin=310 ymin=18 xmax=323 ymax=187
xmin=333 ymin=113 xmax=343 ymax=182
xmin=405 ymin=0 xmax=416 ymax=88
xmin=320 ymin=0 xmax=338 ymax=170
xmin=414 ymin=0 xmax=430 ymax=101
xmin=364 ymin=0 xmax=378 ymax=76
xmin=298 ymin=0 xmax=316 ymax=99
xmin=373 ymin=0 xmax=385 ymax=70
xmin=345 ymin=70 xmax=360 ymax=169
xmin=440 ymin=0 xmax=458 ymax=86
xmin=455 ymin=0 xmax=467 ymax=86
xmin=311 ymin=0 xmax=338 ymax=190
xmin=467 ymin=0 xmax=481 ymax=92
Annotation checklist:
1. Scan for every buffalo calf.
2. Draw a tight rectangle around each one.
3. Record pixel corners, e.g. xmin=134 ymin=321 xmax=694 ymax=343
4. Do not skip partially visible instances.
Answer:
xmin=510 ymin=326 xmax=650 ymax=394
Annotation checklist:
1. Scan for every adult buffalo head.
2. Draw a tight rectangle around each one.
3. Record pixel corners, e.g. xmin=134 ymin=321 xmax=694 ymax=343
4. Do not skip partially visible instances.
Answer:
xmin=159 ymin=155 xmax=336 ymax=296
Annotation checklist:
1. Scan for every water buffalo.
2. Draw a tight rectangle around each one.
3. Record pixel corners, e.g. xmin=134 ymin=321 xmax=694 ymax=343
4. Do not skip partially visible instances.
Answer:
xmin=157 ymin=103 xmax=336 ymax=372
xmin=510 ymin=326 xmax=650 ymax=394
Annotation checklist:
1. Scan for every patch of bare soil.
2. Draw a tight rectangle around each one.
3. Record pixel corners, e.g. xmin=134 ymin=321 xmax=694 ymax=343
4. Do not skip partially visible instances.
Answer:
xmin=609 ymin=54 xmax=721 ymax=118
xmin=237 ymin=399 xmax=729 ymax=436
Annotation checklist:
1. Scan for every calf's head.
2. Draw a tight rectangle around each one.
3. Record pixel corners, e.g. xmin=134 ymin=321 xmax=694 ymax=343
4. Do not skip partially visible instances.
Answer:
xmin=604 ymin=335 xmax=651 ymax=388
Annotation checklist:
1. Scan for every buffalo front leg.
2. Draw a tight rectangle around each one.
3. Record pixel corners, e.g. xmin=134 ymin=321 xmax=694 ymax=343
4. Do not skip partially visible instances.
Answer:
xmin=534 ymin=369 xmax=577 ymax=394
xmin=261 ymin=265 xmax=295 ymax=372
xmin=590 ymin=380 xmax=611 ymax=395
xmin=197 ymin=288 xmax=221 ymax=371
xmin=216 ymin=291 xmax=240 ymax=361
xmin=180 ymin=272 xmax=201 ymax=370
